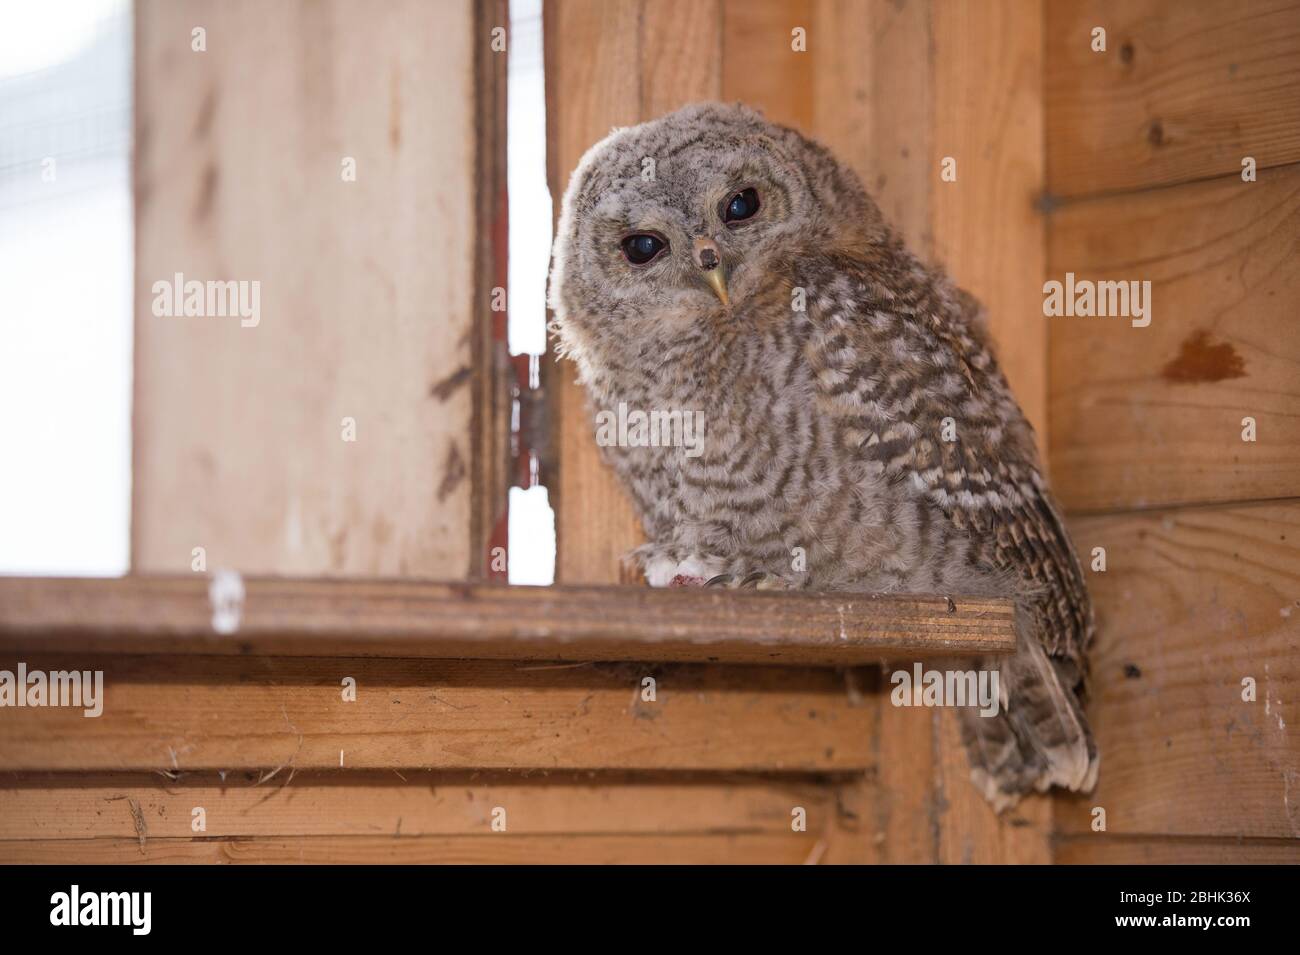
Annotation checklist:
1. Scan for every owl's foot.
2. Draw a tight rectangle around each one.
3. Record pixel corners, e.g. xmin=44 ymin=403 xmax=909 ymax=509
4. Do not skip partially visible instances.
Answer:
xmin=643 ymin=553 xmax=729 ymax=588
xmin=641 ymin=552 xmax=793 ymax=590
xmin=704 ymin=571 xmax=790 ymax=591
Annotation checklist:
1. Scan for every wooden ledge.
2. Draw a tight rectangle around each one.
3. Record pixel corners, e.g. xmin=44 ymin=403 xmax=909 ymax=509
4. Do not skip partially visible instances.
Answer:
xmin=0 ymin=576 xmax=1015 ymax=665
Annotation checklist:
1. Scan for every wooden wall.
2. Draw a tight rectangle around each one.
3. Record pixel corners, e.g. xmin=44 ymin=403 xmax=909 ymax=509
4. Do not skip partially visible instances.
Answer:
xmin=132 ymin=0 xmax=495 ymax=580
xmin=545 ymin=0 xmax=1054 ymax=863
xmin=3 ymin=0 xmax=1293 ymax=866
xmin=0 ymin=770 xmax=859 ymax=864
xmin=1044 ymin=0 xmax=1300 ymax=862
xmin=0 ymin=0 xmax=532 ymax=866
xmin=545 ymin=0 xmax=1300 ymax=863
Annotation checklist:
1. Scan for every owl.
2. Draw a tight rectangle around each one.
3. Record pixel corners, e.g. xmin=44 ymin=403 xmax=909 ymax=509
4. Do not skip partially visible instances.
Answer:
xmin=548 ymin=102 xmax=1097 ymax=810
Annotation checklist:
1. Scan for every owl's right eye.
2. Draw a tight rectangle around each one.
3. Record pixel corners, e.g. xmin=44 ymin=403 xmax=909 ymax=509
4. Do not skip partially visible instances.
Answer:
xmin=621 ymin=233 xmax=667 ymax=265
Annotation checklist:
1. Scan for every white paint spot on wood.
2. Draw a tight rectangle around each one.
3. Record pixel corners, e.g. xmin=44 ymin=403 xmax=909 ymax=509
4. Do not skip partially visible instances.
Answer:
xmin=209 ymin=569 xmax=245 ymax=634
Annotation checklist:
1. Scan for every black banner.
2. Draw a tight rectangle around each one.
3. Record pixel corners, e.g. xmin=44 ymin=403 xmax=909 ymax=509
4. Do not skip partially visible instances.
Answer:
xmin=0 ymin=864 xmax=1289 ymax=941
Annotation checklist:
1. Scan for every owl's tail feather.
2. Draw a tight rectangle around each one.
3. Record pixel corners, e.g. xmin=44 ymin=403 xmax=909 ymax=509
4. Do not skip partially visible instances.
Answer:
xmin=957 ymin=608 xmax=1099 ymax=812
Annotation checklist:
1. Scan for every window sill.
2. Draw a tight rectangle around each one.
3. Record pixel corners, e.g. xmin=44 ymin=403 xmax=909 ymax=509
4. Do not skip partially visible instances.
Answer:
xmin=0 ymin=576 xmax=1014 ymax=665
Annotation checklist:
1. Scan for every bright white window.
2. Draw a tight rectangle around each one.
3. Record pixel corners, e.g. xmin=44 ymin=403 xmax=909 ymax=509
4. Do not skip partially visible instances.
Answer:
xmin=506 ymin=0 xmax=555 ymax=586
xmin=0 ymin=1 xmax=558 ymax=583
xmin=0 ymin=0 xmax=133 ymax=576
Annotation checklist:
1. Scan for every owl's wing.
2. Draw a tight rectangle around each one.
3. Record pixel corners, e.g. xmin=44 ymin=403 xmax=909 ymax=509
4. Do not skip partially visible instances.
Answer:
xmin=925 ymin=410 xmax=1094 ymax=670
xmin=809 ymin=258 xmax=1091 ymax=656
xmin=807 ymin=252 xmax=1097 ymax=803
xmin=928 ymin=289 xmax=1092 ymax=669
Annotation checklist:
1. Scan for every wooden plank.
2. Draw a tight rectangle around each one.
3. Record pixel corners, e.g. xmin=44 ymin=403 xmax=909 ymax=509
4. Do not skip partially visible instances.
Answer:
xmin=1056 ymin=835 xmax=1300 ymax=865
xmin=931 ymin=0 xmax=1047 ymax=444
xmin=920 ymin=0 xmax=1052 ymax=864
xmin=545 ymin=0 xmax=722 ymax=584
xmin=0 ymin=576 xmax=1017 ymax=663
xmin=1054 ymin=502 xmax=1300 ymax=839
xmin=0 ymin=832 xmax=819 ymax=864
xmin=820 ymin=759 xmax=882 ymax=864
xmin=472 ymin=0 xmax=513 ymax=578
xmin=0 ymin=654 xmax=876 ymax=772
xmin=927 ymin=3 xmax=1054 ymax=865
xmin=872 ymin=697 xmax=941 ymax=863
xmin=722 ymin=0 xmax=813 ymax=133
xmin=132 ymin=0 xmax=478 ymax=577
xmin=1048 ymin=164 xmax=1300 ymax=512
xmin=935 ymin=710 xmax=1053 ymax=864
xmin=0 ymin=770 xmax=840 ymax=839
xmin=810 ymin=0 xmax=932 ymax=257
xmin=546 ymin=0 xmax=648 ymax=584
xmin=1046 ymin=0 xmax=1300 ymax=198
xmin=642 ymin=0 xmax=724 ymax=119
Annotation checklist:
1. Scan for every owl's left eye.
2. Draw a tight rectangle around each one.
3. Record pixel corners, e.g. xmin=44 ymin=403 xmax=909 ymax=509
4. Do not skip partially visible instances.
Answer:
xmin=723 ymin=187 xmax=761 ymax=224
xmin=621 ymin=233 xmax=666 ymax=265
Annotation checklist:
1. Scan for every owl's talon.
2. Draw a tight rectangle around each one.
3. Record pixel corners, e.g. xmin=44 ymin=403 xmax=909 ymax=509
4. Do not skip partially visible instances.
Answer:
xmin=703 ymin=571 xmax=791 ymax=590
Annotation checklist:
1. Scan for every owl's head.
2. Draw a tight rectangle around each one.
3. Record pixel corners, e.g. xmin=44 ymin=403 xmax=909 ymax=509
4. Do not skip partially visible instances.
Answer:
xmin=548 ymin=102 xmax=881 ymax=377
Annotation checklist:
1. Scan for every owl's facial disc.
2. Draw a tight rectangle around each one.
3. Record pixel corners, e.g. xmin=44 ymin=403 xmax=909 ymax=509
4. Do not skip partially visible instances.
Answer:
xmin=550 ymin=103 xmax=887 ymax=375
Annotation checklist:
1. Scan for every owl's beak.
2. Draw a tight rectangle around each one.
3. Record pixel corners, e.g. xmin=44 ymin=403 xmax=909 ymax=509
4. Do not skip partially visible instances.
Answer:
xmin=692 ymin=237 xmax=730 ymax=307
xmin=703 ymin=268 xmax=730 ymax=307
